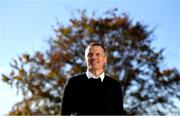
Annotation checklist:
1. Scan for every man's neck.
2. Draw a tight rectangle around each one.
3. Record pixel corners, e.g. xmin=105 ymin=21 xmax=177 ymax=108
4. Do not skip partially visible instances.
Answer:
xmin=89 ymin=69 xmax=104 ymax=77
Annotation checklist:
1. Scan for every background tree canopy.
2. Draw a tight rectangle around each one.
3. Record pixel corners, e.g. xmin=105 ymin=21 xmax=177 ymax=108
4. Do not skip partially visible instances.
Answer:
xmin=2 ymin=9 xmax=180 ymax=115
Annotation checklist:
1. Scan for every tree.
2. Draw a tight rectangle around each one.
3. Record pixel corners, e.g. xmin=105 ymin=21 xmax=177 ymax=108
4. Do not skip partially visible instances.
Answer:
xmin=2 ymin=9 xmax=180 ymax=115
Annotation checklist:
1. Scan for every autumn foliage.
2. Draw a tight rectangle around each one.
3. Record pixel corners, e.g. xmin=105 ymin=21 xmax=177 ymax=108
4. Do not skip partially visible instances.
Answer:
xmin=2 ymin=9 xmax=180 ymax=115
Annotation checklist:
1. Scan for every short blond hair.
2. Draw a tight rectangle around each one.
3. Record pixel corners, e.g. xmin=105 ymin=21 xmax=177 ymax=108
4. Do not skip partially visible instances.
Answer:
xmin=86 ymin=42 xmax=106 ymax=54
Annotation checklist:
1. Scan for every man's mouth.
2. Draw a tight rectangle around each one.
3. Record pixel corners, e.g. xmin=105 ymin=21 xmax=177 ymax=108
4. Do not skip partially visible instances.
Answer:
xmin=91 ymin=61 xmax=98 ymax=65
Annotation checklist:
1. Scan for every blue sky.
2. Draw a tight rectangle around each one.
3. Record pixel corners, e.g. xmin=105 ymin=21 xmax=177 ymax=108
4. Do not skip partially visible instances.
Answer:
xmin=0 ymin=0 xmax=180 ymax=115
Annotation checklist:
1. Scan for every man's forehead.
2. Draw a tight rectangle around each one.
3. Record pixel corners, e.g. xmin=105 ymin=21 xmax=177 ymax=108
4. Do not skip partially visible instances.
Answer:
xmin=85 ymin=46 xmax=106 ymax=56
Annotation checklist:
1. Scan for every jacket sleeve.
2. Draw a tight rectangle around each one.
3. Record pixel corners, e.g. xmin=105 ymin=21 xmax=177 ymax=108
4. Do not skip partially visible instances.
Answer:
xmin=119 ymin=86 xmax=124 ymax=115
xmin=61 ymin=79 xmax=74 ymax=115
xmin=116 ymin=83 xmax=124 ymax=115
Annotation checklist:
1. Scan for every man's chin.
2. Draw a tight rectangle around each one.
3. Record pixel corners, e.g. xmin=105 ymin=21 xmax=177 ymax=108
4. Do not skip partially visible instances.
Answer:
xmin=89 ymin=67 xmax=98 ymax=71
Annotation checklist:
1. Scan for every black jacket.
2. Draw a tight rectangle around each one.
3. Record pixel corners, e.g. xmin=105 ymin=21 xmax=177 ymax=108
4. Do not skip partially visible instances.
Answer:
xmin=61 ymin=73 xmax=123 ymax=115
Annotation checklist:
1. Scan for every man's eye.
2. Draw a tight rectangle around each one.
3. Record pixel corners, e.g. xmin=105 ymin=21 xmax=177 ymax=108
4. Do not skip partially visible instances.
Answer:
xmin=88 ymin=54 xmax=92 ymax=57
xmin=96 ymin=53 xmax=100 ymax=56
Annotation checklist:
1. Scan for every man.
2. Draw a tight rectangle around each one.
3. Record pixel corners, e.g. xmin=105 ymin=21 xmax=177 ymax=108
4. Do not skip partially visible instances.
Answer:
xmin=61 ymin=42 xmax=123 ymax=115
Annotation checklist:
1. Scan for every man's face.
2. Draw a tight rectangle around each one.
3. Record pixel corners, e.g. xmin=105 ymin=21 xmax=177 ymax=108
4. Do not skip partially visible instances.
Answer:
xmin=85 ymin=46 xmax=107 ymax=71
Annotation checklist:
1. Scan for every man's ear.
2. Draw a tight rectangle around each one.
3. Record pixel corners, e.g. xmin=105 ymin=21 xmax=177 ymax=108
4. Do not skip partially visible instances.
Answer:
xmin=84 ymin=56 xmax=87 ymax=65
xmin=84 ymin=61 xmax=86 ymax=65
xmin=104 ymin=56 xmax=107 ymax=64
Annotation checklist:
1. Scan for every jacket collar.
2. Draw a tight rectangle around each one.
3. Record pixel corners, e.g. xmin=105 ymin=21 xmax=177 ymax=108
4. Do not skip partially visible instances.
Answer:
xmin=86 ymin=70 xmax=105 ymax=82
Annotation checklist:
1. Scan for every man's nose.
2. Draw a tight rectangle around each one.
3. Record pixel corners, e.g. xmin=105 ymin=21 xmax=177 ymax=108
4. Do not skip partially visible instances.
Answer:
xmin=91 ymin=54 xmax=97 ymax=59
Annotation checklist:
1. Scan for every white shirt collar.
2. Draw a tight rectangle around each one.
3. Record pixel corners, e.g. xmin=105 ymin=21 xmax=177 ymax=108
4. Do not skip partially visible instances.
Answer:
xmin=86 ymin=70 xmax=105 ymax=82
